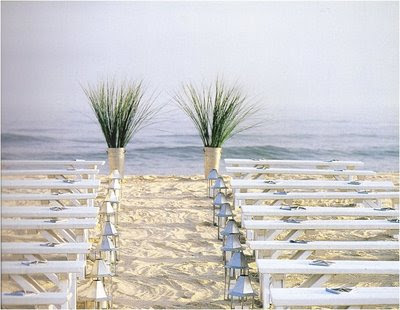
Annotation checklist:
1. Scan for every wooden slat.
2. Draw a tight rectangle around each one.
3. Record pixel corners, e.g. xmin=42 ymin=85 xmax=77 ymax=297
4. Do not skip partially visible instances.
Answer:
xmin=2 ymin=218 xmax=97 ymax=230
xmin=2 ymin=193 xmax=97 ymax=201
xmin=241 ymin=205 xmax=399 ymax=217
xmin=2 ymin=206 xmax=98 ymax=218
xmin=257 ymin=259 xmax=400 ymax=274
xmin=2 ymin=169 xmax=99 ymax=176
xmin=226 ymin=166 xmax=375 ymax=176
xmin=2 ymin=261 xmax=85 ymax=274
xmin=1 ymin=242 xmax=91 ymax=254
xmin=224 ymin=159 xmax=364 ymax=168
xmin=231 ymin=179 xmax=395 ymax=190
xmin=247 ymin=240 xmax=399 ymax=251
xmin=236 ymin=191 xmax=399 ymax=201
xmin=1 ymin=292 xmax=69 ymax=306
xmin=270 ymin=287 xmax=399 ymax=306
xmin=2 ymin=160 xmax=105 ymax=167
xmin=2 ymin=179 xmax=100 ymax=189
xmin=243 ymin=219 xmax=399 ymax=230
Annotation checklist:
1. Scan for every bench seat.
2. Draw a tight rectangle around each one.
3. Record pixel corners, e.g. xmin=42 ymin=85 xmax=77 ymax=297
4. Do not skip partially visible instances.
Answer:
xmin=2 ymin=192 xmax=97 ymax=201
xmin=241 ymin=205 xmax=399 ymax=217
xmin=224 ymin=159 xmax=364 ymax=168
xmin=2 ymin=179 xmax=100 ymax=189
xmin=2 ymin=206 xmax=99 ymax=218
xmin=1 ymin=242 xmax=91 ymax=255
xmin=1 ymin=291 xmax=70 ymax=307
xmin=2 ymin=260 xmax=85 ymax=275
xmin=231 ymin=179 xmax=395 ymax=190
xmin=270 ymin=287 xmax=399 ymax=307
xmin=2 ymin=218 xmax=97 ymax=230
xmin=243 ymin=219 xmax=399 ymax=231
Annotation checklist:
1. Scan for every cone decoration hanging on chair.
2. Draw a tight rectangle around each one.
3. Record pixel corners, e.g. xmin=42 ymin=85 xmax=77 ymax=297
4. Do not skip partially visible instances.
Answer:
xmin=100 ymin=202 xmax=115 ymax=216
xmin=221 ymin=219 xmax=240 ymax=236
xmin=90 ymin=258 xmax=112 ymax=278
xmin=82 ymin=279 xmax=109 ymax=302
xmin=217 ymin=203 xmax=233 ymax=218
xmin=105 ymin=191 xmax=119 ymax=204
xmin=108 ymin=178 xmax=121 ymax=190
xmin=226 ymin=251 xmax=249 ymax=270
xmin=207 ymin=169 xmax=220 ymax=181
xmin=229 ymin=274 xmax=256 ymax=297
xmin=213 ymin=192 xmax=228 ymax=206
xmin=98 ymin=235 xmax=117 ymax=252
xmin=212 ymin=177 xmax=227 ymax=191
xmin=102 ymin=221 xmax=118 ymax=237
xmin=207 ymin=168 xmax=221 ymax=198
xmin=222 ymin=234 xmax=242 ymax=252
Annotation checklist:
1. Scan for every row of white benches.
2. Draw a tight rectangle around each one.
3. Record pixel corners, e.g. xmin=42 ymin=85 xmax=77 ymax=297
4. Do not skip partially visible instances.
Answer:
xmin=1 ymin=160 xmax=105 ymax=309
xmin=224 ymin=158 xmax=399 ymax=309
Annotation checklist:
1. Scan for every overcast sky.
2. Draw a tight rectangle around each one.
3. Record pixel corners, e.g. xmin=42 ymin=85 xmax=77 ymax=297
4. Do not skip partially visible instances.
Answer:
xmin=2 ymin=1 xmax=398 ymax=131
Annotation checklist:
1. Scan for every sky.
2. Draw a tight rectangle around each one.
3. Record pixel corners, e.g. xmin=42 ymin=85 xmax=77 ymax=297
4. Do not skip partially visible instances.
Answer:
xmin=1 ymin=1 xmax=399 ymax=132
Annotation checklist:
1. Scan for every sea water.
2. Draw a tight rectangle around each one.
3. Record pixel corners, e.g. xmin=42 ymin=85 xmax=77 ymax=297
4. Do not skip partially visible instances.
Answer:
xmin=2 ymin=111 xmax=398 ymax=175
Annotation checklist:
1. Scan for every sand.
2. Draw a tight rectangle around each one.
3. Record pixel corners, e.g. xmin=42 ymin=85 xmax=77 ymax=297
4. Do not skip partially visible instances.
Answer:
xmin=92 ymin=173 xmax=399 ymax=309
xmin=2 ymin=173 xmax=399 ymax=309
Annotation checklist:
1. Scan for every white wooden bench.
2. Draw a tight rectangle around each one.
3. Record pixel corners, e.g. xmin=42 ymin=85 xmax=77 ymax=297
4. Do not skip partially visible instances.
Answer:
xmin=231 ymin=179 xmax=395 ymax=191
xmin=247 ymin=240 xmax=399 ymax=259
xmin=242 ymin=219 xmax=399 ymax=245
xmin=236 ymin=191 xmax=399 ymax=209
xmin=257 ymin=259 xmax=399 ymax=309
xmin=270 ymin=286 xmax=399 ymax=309
xmin=2 ymin=168 xmax=100 ymax=180
xmin=231 ymin=179 xmax=396 ymax=207
xmin=2 ymin=192 xmax=98 ymax=208
xmin=226 ymin=166 xmax=376 ymax=180
xmin=1 ymin=179 xmax=101 ymax=190
xmin=1 ymin=242 xmax=91 ymax=255
xmin=2 ymin=206 xmax=99 ymax=218
xmin=2 ymin=260 xmax=85 ymax=309
xmin=241 ymin=205 xmax=399 ymax=218
xmin=224 ymin=159 xmax=364 ymax=169
xmin=2 ymin=159 xmax=105 ymax=169
xmin=1 ymin=291 xmax=71 ymax=309
xmin=2 ymin=218 xmax=97 ymax=231
xmin=243 ymin=219 xmax=399 ymax=234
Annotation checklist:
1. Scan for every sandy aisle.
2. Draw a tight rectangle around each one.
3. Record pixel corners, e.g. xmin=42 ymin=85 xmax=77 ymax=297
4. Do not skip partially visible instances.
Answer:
xmin=111 ymin=175 xmax=230 ymax=309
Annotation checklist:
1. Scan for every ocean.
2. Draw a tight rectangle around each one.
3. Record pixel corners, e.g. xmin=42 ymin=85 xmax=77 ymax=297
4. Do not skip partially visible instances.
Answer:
xmin=2 ymin=112 xmax=398 ymax=175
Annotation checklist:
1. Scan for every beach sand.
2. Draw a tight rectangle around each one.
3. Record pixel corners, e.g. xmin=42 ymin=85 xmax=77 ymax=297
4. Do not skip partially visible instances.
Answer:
xmin=87 ymin=173 xmax=399 ymax=309
xmin=2 ymin=173 xmax=399 ymax=309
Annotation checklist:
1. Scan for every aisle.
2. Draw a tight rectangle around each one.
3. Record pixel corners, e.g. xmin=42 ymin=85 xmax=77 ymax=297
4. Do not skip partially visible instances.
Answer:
xmin=112 ymin=175 xmax=229 ymax=309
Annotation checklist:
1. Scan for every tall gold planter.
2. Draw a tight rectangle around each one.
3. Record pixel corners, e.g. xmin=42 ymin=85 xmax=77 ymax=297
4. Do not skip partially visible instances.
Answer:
xmin=107 ymin=148 xmax=125 ymax=179
xmin=204 ymin=147 xmax=222 ymax=178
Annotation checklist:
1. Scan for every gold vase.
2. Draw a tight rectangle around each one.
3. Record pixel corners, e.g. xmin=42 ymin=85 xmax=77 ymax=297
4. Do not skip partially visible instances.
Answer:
xmin=203 ymin=147 xmax=222 ymax=179
xmin=107 ymin=148 xmax=125 ymax=179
